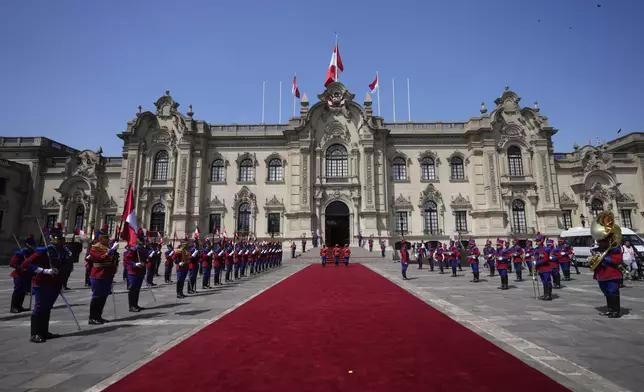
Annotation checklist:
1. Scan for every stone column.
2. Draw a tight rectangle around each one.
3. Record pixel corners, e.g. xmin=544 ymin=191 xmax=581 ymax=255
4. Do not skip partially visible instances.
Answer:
xmin=57 ymin=198 xmax=65 ymax=224
xmin=88 ymin=196 xmax=97 ymax=230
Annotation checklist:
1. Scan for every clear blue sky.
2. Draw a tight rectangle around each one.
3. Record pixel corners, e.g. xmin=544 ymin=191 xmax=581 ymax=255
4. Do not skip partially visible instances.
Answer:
xmin=1 ymin=0 xmax=642 ymax=156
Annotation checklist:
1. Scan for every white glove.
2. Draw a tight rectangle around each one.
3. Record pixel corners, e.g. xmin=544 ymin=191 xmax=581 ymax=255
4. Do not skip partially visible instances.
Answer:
xmin=41 ymin=268 xmax=57 ymax=275
xmin=135 ymin=262 xmax=144 ymax=268
xmin=111 ymin=243 xmax=119 ymax=251
xmin=497 ymin=257 xmax=503 ymax=261
xmin=218 ymin=250 xmax=225 ymax=257
xmin=561 ymin=252 xmax=567 ymax=256
xmin=169 ymin=251 xmax=175 ymax=257
xmin=148 ymin=251 xmax=155 ymax=258
xmin=179 ymin=262 xmax=185 ymax=267
xmin=85 ymin=254 xmax=92 ymax=261
xmin=207 ymin=250 xmax=214 ymax=256
xmin=191 ymin=250 xmax=199 ymax=258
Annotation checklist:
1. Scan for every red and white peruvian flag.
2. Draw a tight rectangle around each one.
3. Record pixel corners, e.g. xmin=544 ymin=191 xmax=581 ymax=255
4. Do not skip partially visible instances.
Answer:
xmin=324 ymin=40 xmax=344 ymax=87
xmin=120 ymin=183 xmax=138 ymax=247
xmin=292 ymin=75 xmax=300 ymax=99
xmin=369 ymin=72 xmax=379 ymax=93
xmin=194 ymin=226 xmax=200 ymax=239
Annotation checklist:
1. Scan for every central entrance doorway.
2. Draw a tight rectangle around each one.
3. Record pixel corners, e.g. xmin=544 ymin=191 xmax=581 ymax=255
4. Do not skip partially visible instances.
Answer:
xmin=325 ymin=201 xmax=350 ymax=246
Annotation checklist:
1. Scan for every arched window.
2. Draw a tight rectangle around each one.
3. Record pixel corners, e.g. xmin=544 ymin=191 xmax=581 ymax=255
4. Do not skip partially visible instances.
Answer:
xmin=423 ymin=200 xmax=439 ymax=235
xmin=512 ymin=199 xmax=527 ymax=233
xmin=325 ymin=144 xmax=348 ymax=178
xmin=420 ymin=157 xmax=436 ymax=181
xmin=507 ymin=146 xmax=523 ymax=176
xmin=153 ymin=150 xmax=169 ymax=180
xmin=150 ymin=203 xmax=166 ymax=234
xmin=239 ymin=159 xmax=254 ymax=182
xmin=450 ymin=156 xmax=465 ymax=180
xmin=268 ymin=158 xmax=283 ymax=182
xmin=237 ymin=202 xmax=251 ymax=235
xmin=392 ymin=157 xmax=407 ymax=181
xmin=591 ymin=199 xmax=604 ymax=217
xmin=210 ymin=159 xmax=225 ymax=182
xmin=74 ymin=205 xmax=85 ymax=231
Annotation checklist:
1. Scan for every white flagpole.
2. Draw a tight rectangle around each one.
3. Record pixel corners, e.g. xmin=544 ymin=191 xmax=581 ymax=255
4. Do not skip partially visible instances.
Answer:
xmin=279 ymin=80 xmax=282 ymax=123
xmin=261 ymin=81 xmax=265 ymax=123
xmin=293 ymin=73 xmax=296 ymax=117
xmin=407 ymin=78 xmax=411 ymax=122
xmin=335 ymin=33 xmax=339 ymax=82
xmin=376 ymin=71 xmax=381 ymax=117
xmin=392 ymin=78 xmax=396 ymax=122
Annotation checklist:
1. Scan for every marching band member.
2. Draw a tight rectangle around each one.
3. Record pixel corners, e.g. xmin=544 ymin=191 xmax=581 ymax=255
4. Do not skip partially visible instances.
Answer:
xmin=435 ymin=242 xmax=445 ymax=274
xmin=145 ymin=243 xmax=159 ymax=287
xmin=524 ymin=240 xmax=535 ymax=276
xmin=591 ymin=212 xmax=624 ymax=318
xmin=201 ymin=245 xmax=213 ymax=289
xmin=174 ymin=241 xmax=189 ymax=298
xmin=225 ymin=244 xmax=233 ymax=281
xmin=555 ymin=237 xmax=574 ymax=281
xmin=483 ymin=239 xmax=495 ymax=276
xmin=21 ymin=224 xmax=69 ymax=343
xmin=214 ymin=245 xmax=225 ymax=284
xmin=164 ymin=244 xmax=174 ymax=284
xmin=427 ymin=243 xmax=435 ymax=272
xmin=534 ymin=234 xmax=553 ymax=301
xmin=320 ymin=244 xmax=328 ymax=267
xmin=87 ymin=227 xmax=118 ymax=324
xmin=467 ymin=239 xmax=481 ymax=283
xmin=9 ymin=234 xmax=35 ymax=313
xmin=123 ymin=230 xmax=148 ymax=312
xmin=509 ymin=239 xmax=524 ymax=282
xmin=549 ymin=238 xmax=562 ymax=289
xmin=380 ymin=240 xmax=386 ymax=258
xmin=187 ymin=241 xmax=200 ymax=293
xmin=494 ymin=238 xmax=510 ymax=290
xmin=400 ymin=241 xmax=410 ymax=280
xmin=447 ymin=241 xmax=460 ymax=277
xmin=417 ymin=243 xmax=426 ymax=269
xmin=233 ymin=245 xmax=242 ymax=279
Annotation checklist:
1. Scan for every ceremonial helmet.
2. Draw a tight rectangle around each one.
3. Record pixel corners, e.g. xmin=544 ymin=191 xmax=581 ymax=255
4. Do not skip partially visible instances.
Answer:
xmin=496 ymin=237 xmax=504 ymax=247
xmin=468 ymin=238 xmax=476 ymax=246
xmin=590 ymin=211 xmax=622 ymax=245
xmin=485 ymin=239 xmax=492 ymax=246
xmin=526 ymin=239 xmax=533 ymax=246
xmin=535 ymin=232 xmax=544 ymax=243
xmin=49 ymin=223 xmax=64 ymax=245
xmin=557 ymin=236 xmax=565 ymax=244
xmin=24 ymin=234 xmax=36 ymax=248
xmin=545 ymin=238 xmax=554 ymax=247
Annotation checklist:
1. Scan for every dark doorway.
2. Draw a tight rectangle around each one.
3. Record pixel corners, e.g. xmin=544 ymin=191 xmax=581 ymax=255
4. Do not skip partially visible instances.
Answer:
xmin=325 ymin=201 xmax=350 ymax=246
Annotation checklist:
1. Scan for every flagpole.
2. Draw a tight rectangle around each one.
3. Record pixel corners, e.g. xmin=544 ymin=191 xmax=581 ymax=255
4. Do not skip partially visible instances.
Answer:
xmin=335 ymin=33 xmax=339 ymax=81
xmin=293 ymin=73 xmax=296 ymax=117
xmin=279 ymin=80 xmax=282 ymax=123
xmin=261 ymin=81 xmax=265 ymax=124
xmin=376 ymin=71 xmax=381 ymax=117
xmin=407 ymin=78 xmax=411 ymax=122
xmin=392 ymin=78 xmax=396 ymax=122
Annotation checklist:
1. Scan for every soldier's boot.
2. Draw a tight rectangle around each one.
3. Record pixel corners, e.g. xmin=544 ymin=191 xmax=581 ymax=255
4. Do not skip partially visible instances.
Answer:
xmin=128 ymin=290 xmax=139 ymax=312
xmin=458 ymin=265 xmax=463 ymax=272
xmin=608 ymin=296 xmax=622 ymax=319
xmin=517 ymin=271 xmax=523 ymax=282
xmin=10 ymin=291 xmax=22 ymax=313
xmin=134 ymin=289 xmax=144 ymax=311
xmin=43 ymin=313 xmax=60 ymax=339
xmin=88 ymin=298 xmax=102 ymax=325
xmin=599 ymin=296 xmax=611 ymax=316
xmin=439 ymin=265 xmax=444 ymax=274
xmin=470 ymin=273 xmax=478 ymax=283
xmin=498 ymin=276 xmax=505 ymax=290
xmin=565 ymin=270 xmax=571 ymax=281
xmin=543 ymin=285 xmax=553 ymax=301
xmin=29 ymin=315 xmax=46 ymax=343
xmin=556 ymin=274 xmax=562 ymax=289
xmin=451 ymin=266 xmax=457 ymax=277
xmin=574 ymin=263 xmax=581 ymax=275
xmin=402 ymin=270 xmax=408 ymax=280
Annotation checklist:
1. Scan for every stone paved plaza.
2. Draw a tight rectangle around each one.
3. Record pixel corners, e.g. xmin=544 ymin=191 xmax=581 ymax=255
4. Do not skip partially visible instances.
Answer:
xmin=0 ymin=248 xmax=642 ymax=392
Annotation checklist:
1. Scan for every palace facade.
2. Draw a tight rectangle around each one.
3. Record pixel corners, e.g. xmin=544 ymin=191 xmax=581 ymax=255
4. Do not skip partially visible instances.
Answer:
xmin=1 ymin=83 xmax=643 ymax=254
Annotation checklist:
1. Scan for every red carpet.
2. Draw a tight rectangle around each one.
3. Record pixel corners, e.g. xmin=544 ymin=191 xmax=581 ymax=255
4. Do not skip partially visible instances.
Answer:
xmin=105 ymin=264 xmax=569 ymax=392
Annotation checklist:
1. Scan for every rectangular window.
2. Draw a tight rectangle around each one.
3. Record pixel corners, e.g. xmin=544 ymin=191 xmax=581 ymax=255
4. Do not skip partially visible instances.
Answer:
xmin=562 ymin=210 xmax=572 ymax=229
xmin=46 ymin=215 xmax=57 ymax=229
xmin=105 ymin=215 xmax=116 ymax=234
xmin=394 ymin=211 xmax=408 ymax=234
xmin=621 ymin=209 xmax=633 ymax=229
xmin=239 ymin=166 xmax=254 ymax=182
xmin=268 ymin=164 xmax=283 ymax=182
xmin=0 ymin=177 xmax=6 ymax=196
xmin=455 ymin=211 xmax=468 ymax=232
xmin=267 ymin=213 xmax=280 ymax=236
xmin=0 ymin=210 xmax=4 ymax=231
xmin=209 ymin=213 xmax=222 ymax=234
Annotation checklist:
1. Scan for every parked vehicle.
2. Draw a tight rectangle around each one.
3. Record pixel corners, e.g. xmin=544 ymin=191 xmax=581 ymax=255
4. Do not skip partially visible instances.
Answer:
xmin=559 ymin=227 xmax=644 ymax=266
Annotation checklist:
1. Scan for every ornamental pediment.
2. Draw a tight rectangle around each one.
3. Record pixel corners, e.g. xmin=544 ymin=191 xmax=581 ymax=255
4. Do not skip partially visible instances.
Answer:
xmin=391 ymin=194 xmax=413 ymax=209
xmin=559 ymin=192 xmax=578 ymax=207
xmin=42 ymin=196 xmax=60 ymax=210
xmin=450 ymin=193 xmax=472 ymax=209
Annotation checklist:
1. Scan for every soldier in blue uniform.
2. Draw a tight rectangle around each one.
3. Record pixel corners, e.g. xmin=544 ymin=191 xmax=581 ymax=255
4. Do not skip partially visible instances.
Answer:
xmin=123 ymin=231 xmax=148 ymax=312
xmin=534 ymin=234 xmax=553 ymax=301
xmin=494 ymin=238 xmax=510 ymax=290
xmin=467 ymin=239 xmax=481 ymax=283
xmin=21 ymin=225 xmax=69 ymax=343
xmin=400 ymin=241 xmax=410 ymax=280
xmin=9 ymin=234 xmax=36 ymax=313
xmin=483 ymin=239 xmax=495 ymax=276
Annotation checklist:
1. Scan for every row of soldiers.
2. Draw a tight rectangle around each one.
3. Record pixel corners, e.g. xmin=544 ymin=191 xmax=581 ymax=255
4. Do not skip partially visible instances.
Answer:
xmin=9 ymin=224 xmax=284 ymax=343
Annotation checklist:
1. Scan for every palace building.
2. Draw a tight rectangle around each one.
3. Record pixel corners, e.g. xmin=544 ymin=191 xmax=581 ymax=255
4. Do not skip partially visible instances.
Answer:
xmin=1 ymin=83 xmax=643 ymax=254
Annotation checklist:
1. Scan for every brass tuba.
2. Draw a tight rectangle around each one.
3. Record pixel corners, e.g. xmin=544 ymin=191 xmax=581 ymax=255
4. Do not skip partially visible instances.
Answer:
xmin=588 ymin=212 xmax=627 ymax=277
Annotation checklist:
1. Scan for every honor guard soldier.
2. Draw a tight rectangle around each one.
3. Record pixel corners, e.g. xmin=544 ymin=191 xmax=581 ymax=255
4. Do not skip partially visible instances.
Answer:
xmin=233 ymin=245 xmax=241 ymax=279
xmin=343 ymin=244 xmax=351 ymax=267
xmin=590 ymin=212 xmax=624 ymax=318
xmin=380 ymin=240 xmax=386 ymax=258
xmin=87 ymin=228 xmax=119 ymax=324
xmin=224 ymin=244 xmax=233 ymax=281
xmin=213 ymin=245 xmax=224 ymax=284
xmin=21 ymin=225 xmax=68 ymax=343
xmin=278 ymin=242 xmax=284 ymax=266
xmin=400 ymin=241 xmax=410 ymax=280
xmin=417 ymin=243 xmax=425 ymax=269
xmin=548 ymin=238 xmax=562 ymax=289
xmin=447 ymin=241 xmax=460 ymax=277
xmin=333 ymin=245 xmax=341 ymax=267
xmin=174 ymin=242 xmax=190 ymax=298
xmin=84 ymin=242 xmax=93 ymax=287
xmin=435 ymin=242 xmax=445 ymax=274
xmin=368 ymin=235 xmax=374 ymax=252
xmin=467 ymin=239 xmax=481 ymax=282
xmin=248 ymin=245 xmax=257 ymax=275
xmin=164 ymin=244 xmax=175 ymax=284
xmin=123 ymin=231 xmax=147 ymax=312
xmin=494 ymin=238 xmax=510 ymax=290
xmin=426 ymin=243 xmax=435 ymax=271
xmin=524 ymin=240 xmax=535 ymax=276
xmin=534 ymin=234 xmax=553 ymax=301
xmin=509 ymin=239 xmax=525 ymax=282
xmin=187 ymin=242 xmax=200 ymax=293
xmin=9 ymin=234 xmax=36 ymax=313
xmin=483 ymin=239 xmax=495 ymax=276
xmin=145 ymin=243 xmax=159 ymax=287
xmin=241 ymin=246 xmax=249 ymax=277
xmin=291 ymin=241 xmax=296 ymax=259
xmin=554 ymin=237 xmax=574 ymax=281
xmin=202 ymin=245 xmax=214 ymax=289
xmin=320 ymin=244 xmax=328 ymax=267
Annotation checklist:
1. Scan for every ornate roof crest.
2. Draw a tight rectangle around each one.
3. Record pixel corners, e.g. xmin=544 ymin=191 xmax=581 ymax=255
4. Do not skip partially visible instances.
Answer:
xmin=265 ymin=195 xmax=285 ymax=209
xmin=391 ymin=194 xmax=413 ymax=209
xmin=318 ymin=82 xmax=354 ymax=118
xmin=450 ymin=193 xmax=472 ymax=209
xmin=154 ymin=90 xmax=180 ymax=118
xmin=419 ymin=183 xmax=442 ymax=207
xmin=42 ymin=196 xmax=60 ymax=209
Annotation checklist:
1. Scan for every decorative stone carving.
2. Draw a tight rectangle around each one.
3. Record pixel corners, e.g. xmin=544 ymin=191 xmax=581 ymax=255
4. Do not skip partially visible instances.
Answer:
xmin=582 ymin=148 xmax=610 ymax=173
xmin=73 ymin=150 xmax=101 ymax=178
xmin=233 ymin=186 xmax=257 ymax=217
xmin=418 ymin=183 xmax=442 ymax=207
xmin=418 ymin=150 xmax=440 ymax=164
xmin=498 ymin=125 xmax=525 ymax=148
xmin=151 ymin=130 xmax=174 ymax=146
xmin=265 ymin=195 xmax=284 ymax=208
xmin=391 ymin=194 xmax=413 ymax=210
xmin=559 ymin=192 xmax=577 ymax=208
xmin=102 ymin=196 xmax=118 ymax=209
xmin=236 ymin=152 xmax=257 ymax=166
xmin=126 ymin=157 xmax=135 ymax=195
xmin=320 ymin=121 xmax=351 ymax=146
xmin=584 ymin=182 xmax=615 ymax=204
xmin=178 ymin=156 xmax=188 ymax=207
xmin=389 ymin=151 xmax=411 ymax=165
xmin=301 ymin=154 xmax=308 ymax=206
xmin=488 ymin=154 xmax=497 ymax=203
xmin=42 ymin=197 xmax=60 ymax=209
xmin=616 ymin=191 xmax=638 ymax=209
xmin=318 ymin=82 xmax=354 ymax=118
xmin=450 ymin=193 xmax=472 ymax=210
xmin=540 ymin=153 xmax=551 ymax=202
xmin=366 ymin=152 xmax=373 ymax=205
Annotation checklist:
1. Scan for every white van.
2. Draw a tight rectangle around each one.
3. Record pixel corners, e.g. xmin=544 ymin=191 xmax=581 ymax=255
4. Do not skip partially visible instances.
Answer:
xmin=559 ymin=227 xmax=644 ymax=266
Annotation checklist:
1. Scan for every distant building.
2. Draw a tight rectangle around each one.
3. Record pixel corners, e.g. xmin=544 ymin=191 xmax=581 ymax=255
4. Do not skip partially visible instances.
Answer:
xmin=1 ymin=84 xmax=642 ymax=255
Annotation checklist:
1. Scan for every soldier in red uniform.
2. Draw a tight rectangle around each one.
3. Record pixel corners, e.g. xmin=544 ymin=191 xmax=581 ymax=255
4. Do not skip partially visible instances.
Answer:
xmin=333 ymin=245 xmax=341 ymax=267
xmin=400 ymin=241 xmax=410 ymax=280
xmin=9 ymin=234 xmax=36 ymax=313
xmin=447 ymin=241 xmax=461 ymax=277
xmin=343 ymin=244 xmax=351 ymax=267
xmin=123 ymin=231 xmax=147 ymax=312
xmin=174 ymin=242 xmax=189 ymax=298
xmin=21 ymin=225 xmax=69 ymax=343
xmin=494 ymin=238 xmax=510 ymax=290
xmin=201 ymin=244 xmax=213 ymax=289
xmin=320 ymin=244 xmax=328 ymax=267
xmin=87 ymin=227 xmax=119 ymax=324
xmin=467 ymin=239 xmax=481 ymax=283
xmin=591 ymin=212 xmax=624 ymax=318
xmin=509 ymin=239 xmax=525 ymax=282
xmin=554 ymin=237 xmax=574 ymax=281
xmin=535 ymin=234 xmax=553 ymax=301
xmin=164 ymin=244 xmax=175 ymax=284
